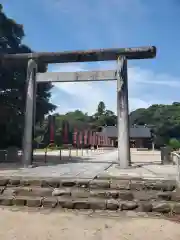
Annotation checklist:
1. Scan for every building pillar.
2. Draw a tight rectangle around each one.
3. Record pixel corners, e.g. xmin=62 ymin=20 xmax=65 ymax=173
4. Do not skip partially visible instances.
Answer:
xmin=22 ymin=59 xmax=37 ymax=167
xmin=117 ymin=56 xmax=131 ymax=168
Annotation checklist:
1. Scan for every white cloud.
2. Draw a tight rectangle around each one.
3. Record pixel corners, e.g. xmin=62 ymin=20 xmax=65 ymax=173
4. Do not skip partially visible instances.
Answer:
xmin=41 ymin=1 xmax=180 ymax=114
xmin=49 ymin=62 xmax=180 ymax=114
xmin=49 ymin=63 xmax=112 ymax=114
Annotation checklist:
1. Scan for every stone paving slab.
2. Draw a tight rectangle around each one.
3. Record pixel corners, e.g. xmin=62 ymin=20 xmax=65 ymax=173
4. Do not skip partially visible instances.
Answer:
xmin=0 ymin=162 xmax=112 ymax=179
xmin=97 ymin=150 xmax=177 ymax=180
xmin=0 ymin=161 xmax=177 ymax=180
xmin=98 ymin=163 xmax=177 ymax=180
xmin=33 ymin=149 xmax=116 ymax=164
xmin=0 ymin=149 xmax=177 ymax=181
xmin=143 ymin=165 xmax=177 ymax=175
xmin=0 ymin=150 xmax=117 ymax=178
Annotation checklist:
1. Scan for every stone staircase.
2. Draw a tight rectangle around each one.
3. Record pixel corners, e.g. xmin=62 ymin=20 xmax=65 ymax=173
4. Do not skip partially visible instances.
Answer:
xmin=0 ymin=176 xmax=180 ymax=214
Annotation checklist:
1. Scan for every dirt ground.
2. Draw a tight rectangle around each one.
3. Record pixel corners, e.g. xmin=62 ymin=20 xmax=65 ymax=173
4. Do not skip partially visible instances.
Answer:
xmin=0 ymin=208 xmax=179 ymax=240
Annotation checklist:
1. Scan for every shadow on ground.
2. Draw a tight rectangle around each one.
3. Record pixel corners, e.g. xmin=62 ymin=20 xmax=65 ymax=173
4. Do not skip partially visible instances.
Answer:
xmin=0 ymin=154 xmax=117 ymax=170
xmin=33 ymin=155 xmax=117 ymax=165
xmin=0 ymin=151 xmax=163 ymax=170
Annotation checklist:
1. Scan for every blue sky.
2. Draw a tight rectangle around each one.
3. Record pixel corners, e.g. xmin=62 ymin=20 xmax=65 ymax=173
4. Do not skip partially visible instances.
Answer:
xmin=2 ymin=0 xmax=180 ymax=114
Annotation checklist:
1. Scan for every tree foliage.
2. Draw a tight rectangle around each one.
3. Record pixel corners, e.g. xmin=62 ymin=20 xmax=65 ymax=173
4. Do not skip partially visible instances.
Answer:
xmin=54 ymin=102 xmax=117 ymax=133
xmin=0 ymin=4 xmax=56 ymax=148
xmin=169 ymin=138 xmax=180 ymax=150
xmin=130 ymin=102 xmax=180 ymax=147
xmin=36 ymin=101 xmax=117 ymax=146
xmin=43 ymin=101 xmax=180 ymax=148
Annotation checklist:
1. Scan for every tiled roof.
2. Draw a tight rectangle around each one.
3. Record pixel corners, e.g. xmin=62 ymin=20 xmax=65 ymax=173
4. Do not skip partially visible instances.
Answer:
xmin=101 ymin=126 xmax=151 ymax=138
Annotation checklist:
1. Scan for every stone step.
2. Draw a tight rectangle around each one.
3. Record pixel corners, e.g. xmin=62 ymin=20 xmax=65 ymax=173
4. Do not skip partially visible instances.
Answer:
xmin=0 ymin=176 xmax=178 ymax=214
xmin=1 ymin=186 xmax=180 ymax=202
xmin=0 ymin=177 xmax=176 ymax=191
xmin=0 ymin=194 xmax=180 ymax=214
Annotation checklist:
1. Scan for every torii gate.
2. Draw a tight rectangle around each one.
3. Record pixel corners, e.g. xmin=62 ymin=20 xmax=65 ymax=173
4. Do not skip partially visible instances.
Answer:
xmin=0 ymin=46 xmax=156 ymax=168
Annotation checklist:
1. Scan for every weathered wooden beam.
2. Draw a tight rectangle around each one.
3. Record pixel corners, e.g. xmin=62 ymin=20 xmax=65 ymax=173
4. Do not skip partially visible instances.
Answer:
xmin=0 ymin=46 xmax=156 ymax=65
xmin=36 ymin=70 xmax=117 ymax=82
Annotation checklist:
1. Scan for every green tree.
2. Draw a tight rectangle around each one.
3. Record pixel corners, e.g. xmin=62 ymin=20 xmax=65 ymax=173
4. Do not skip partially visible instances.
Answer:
xmin=104 ymin=110 xmax=116 ymax=126
xmin=35 ymin=100 xmax=118 ymax=146
xmin=130 ymin=102 xmax=180 ymax=147
xmin=97 ymin=101 xmax=106 ymax=117
xmin=169 ymin=138 xmax=180 ymax=150
xmin=0 ymin=4 xmax=56 ymax=148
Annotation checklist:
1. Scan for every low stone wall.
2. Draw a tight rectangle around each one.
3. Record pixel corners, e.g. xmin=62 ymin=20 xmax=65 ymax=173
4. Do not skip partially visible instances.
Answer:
xmin=0 ymin=147 xmax=20 ymax=163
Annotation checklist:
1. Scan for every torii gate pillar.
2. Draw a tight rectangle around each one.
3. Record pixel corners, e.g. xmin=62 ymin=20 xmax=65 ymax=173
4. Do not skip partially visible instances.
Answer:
xmin=117 ymin=56 xmax=130 ymax=168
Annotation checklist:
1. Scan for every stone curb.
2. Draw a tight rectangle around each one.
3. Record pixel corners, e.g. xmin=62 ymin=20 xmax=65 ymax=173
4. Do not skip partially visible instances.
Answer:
xmin=0 ymin=177 xmax=176 ymax=191
xmin=0 ymin=195 xmax=180 ymax=214
xmin=1 ymin=187 xmax=180 ymax=202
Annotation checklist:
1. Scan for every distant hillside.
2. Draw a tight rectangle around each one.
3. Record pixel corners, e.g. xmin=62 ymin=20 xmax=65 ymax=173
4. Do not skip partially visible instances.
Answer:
xmin=130 ymin=102 xmax=180 ymax=146
xmin=35 ymin=102 xmax=180 ymax=147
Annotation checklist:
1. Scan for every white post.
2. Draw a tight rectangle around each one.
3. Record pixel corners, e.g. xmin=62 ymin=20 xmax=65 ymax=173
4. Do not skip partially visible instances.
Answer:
xmin=152 ymin=142 xmax=155 ymax=151
xmin=117 ymin=56 xmax=131 ymax=168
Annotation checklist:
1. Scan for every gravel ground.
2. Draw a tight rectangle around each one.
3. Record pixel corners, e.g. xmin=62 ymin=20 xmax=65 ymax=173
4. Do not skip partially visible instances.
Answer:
xmin=0 ymin=208 xmax=179 ymax=240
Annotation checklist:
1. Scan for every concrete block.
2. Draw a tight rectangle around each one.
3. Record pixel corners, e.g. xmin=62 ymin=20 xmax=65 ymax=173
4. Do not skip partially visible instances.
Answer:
xmin=89 ymin=180 xmax=110 ymax=189
xmin=106 ymin=199 xmax=119 ymax=210
xmin=42 ymin=197 xmax=58 ymax=208
xmin=26 ymin=197 xmax=43 ymax=207
xmin=121 ymin=201 xmax=138 ymax=210
xmin=110 ymin=180 xmax=130 ymax=190
xmin=0 ymin=196 xmax=13 ymax=206
xmin=152 ymin=202 xmax=171 ymax=213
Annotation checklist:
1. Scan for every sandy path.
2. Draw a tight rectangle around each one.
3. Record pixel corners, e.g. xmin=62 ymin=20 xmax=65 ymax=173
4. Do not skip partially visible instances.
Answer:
xmin=0 ymin=208 xmax=179 ymax=240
